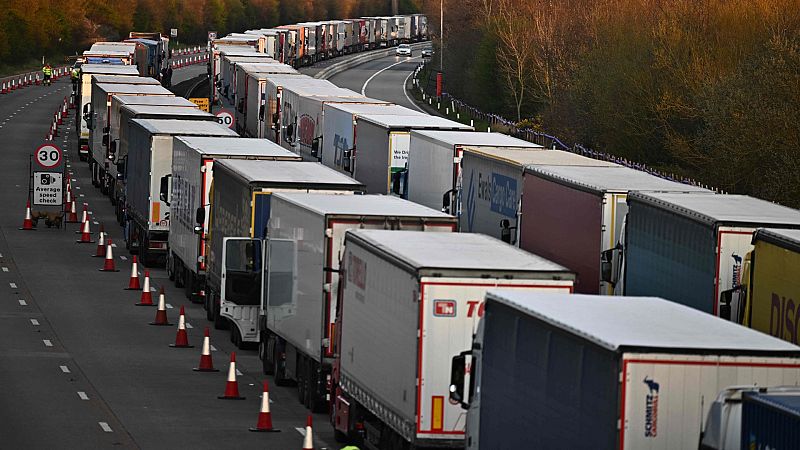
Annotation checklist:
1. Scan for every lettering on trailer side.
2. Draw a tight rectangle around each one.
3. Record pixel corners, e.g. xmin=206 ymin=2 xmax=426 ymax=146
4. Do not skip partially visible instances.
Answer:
xmin=643 ymin=377 xmax=660 ymax=438
xmin=348 ymin=252 xmax=366 ymax=303
xmin=770 ymin=293 xmax=800 ymax=344
xmin=466 ymin=300 xmax=485 ymax=318
xmin=298 ymin=114 xmax=315 ymax=148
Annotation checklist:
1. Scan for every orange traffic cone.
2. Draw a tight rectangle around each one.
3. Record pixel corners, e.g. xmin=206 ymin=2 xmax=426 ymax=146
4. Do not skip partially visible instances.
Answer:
xmin=92 ymin=227 xmax=105 ymax=257
xmin=19 ymin=200 xmax=35 ymax=231
xmin=76 ymin=219 xmax=94 ymax=243
xmin=65 ymin=199 xmax=79 ymax=223
xmin=136 ymin=271 xmax=154 ymax=306
xmin=193 ymin=327 xmax=219 ymax=372
xmin=302 ymin=415 xmax=314 ymax=449
xmin=99 ymin=239 xmax=119 ymax=272
xmin=169 ymin=306 xmax=193 ymax=348
xmin=250 ymin=380 xmax=280 ymax=432
xmin=149 ymin=287 xmax=172 ymax=325
xmin=124 ymin=256 xmax=141 ymax=290
xmin=218 ymin=352 xmax=246 ymax=400
xmin=79 ymin=203 xmax=88 ymax=226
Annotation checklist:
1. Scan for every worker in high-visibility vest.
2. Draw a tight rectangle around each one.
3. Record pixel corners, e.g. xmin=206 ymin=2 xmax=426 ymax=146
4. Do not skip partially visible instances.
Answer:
xmin=42 ymin=64 xmax=52 ymax=86
xmin=70 ymin=66 xmax=79 ymax=93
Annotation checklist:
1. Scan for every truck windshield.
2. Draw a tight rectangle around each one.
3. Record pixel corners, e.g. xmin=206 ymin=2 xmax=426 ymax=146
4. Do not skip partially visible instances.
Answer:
xmin=224 ymin=239 xmax=262 ymax=305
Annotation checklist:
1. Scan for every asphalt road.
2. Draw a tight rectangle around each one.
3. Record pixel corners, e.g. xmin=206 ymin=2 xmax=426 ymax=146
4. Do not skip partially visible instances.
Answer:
xmin=0 ymin=73 xmax=334 ymax=448
xmin=326 ymin=53 xmax=426 ymax=112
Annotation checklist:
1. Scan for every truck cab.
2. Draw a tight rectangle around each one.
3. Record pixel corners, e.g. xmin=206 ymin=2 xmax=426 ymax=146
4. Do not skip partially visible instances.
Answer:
xmin=449 ymin=319 xmax=483 ymax=450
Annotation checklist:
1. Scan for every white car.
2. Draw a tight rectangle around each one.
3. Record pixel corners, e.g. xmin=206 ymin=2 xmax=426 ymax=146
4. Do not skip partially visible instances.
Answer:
xmin=421 ymin=47 xmax=433 ymax=58
xmin=396 ymin=44 xmax=412 ymax=57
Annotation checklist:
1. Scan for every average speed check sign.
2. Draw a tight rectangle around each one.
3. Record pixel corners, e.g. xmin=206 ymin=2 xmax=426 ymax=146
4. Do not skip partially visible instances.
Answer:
xmin=35 ymin=143 xmax=63 ymax=170
xmin=216 ymin=109 xmax=235 ymax=130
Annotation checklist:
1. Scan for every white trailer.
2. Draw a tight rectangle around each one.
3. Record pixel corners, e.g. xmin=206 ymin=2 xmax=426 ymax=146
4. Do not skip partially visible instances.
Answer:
xmin=450 ymin=292 xmax=800 ymax=450
xmin=458 ymin=147 xmax=618 ymax=240
xmin=125 ymin=119 xmax=237 ymax=266
xmin=320 ymin=103 xmax=425 ymax=176
xmin=169 ymin=137 xmax=301 ymax=302
xmin=77 ymin=64 xmax=139 ymax=160
xmin=281 ymin=86 xmax=386 ymax=160
xmin=89 ymin=82 xmax=172 ymax=193
xmin=348 ymin=114 xmax=472 ymax=195
xmin=210 ymin=44 xmax=259 ymax=102
xmin=235 ymin=63 xmax=299 ymax=136
xmin=112 ymin=105 xmax=214 ymax=224
xmin=406 ymin=130 xmax=541 ymax=213
xmin=209 ymin=163 xmax=363 ymax=334
xmin=333 ymin=231 xmax=575 ymax=449
xmin=250 ymin=74 xmax=317 ymax=139
xmin=258 ymin=194 xmax=457 ymax=413
xmin=265 ymin=76 xmax=336 ymax=146
xmin=219 ymin=54 xmax=274 ymax=103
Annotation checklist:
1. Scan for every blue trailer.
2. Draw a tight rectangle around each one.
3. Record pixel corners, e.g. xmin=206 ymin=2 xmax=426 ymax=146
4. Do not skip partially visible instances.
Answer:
xmin=741 ymin=391 xmax=800 ymax=450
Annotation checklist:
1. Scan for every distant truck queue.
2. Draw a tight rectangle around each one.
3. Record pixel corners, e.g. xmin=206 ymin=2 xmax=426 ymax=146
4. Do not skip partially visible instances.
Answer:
xmin=70 ymin=13 xmax=800 ymax=449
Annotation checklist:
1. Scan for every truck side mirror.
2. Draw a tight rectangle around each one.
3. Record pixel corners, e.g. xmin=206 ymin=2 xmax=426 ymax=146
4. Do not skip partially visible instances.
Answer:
xmin=343 ymin=148 xmax=353 ymax=173
xmin=159 ymin=174 xmax=172 ymax=205
xmin=500 ymin=219 xmax=516 ymax=245
xmin=195 ymin=207 xmax=205 ymax=225
xmin=392 ymin=170 xmax=403 ymax=196
xmin=102 ymin=133 xmax=109 ymax=147
xmin=237 ymin=98 xmax=244 ymax=113
xmin=272 ymin=112 xmax=279 ymax=125
xmin=441 ymin=189 xmax=456 ymax=214
xmin=600 ymin=246 xmax=621 ymax=285
xmin=311 ymin=137 xmax=320 ymax=159
xmin=719 ymin=290 xmax=733 ymax=321
xmin=449 ymin=351 xmax=470 ymax=409
xmin=83 ymin=104 xmax=93 ymax=128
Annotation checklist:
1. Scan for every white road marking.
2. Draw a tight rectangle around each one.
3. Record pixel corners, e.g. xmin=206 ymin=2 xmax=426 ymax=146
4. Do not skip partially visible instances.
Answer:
xmin=2 ymin=267 xmax=8 ymax=272
xmin=74 ymin=186 xmax=80 ymax=190
xmin=18 ymin=299 xmax=26 ymax=306
xmin=185 ymin=322 xmax=193 ymax=329
xmin=119 ymin=255 xmax=128 ymax=261
xmin=0 ymin=253 xmax=3 ymax=257
xmin=236 ymin=369 xmax=243 ymax=376
xmin=99 ymin=422 xmax=113 ymax=432
xmin=30 ymin=319 xmax=39 ymax=326
xmin=111 ymin=243 xmax=117 ymax=248
xmin=165 ymin=303 xmax=173 ymax=309
xmin=361 ymin=56 xmax=421 ymax=96
xmin=60 ymin=365 xmax=71 ymax=373
xmin=93 ymin=221 xmax=98 ymax=225
xmin=296 ymin=427 xmax=306 ymax=436
xmin=79 ymin=194 xmax=85 ymax=197
xmin=43 ymin=339 xmax=53 ymax=347
xmin=77 ymin=391 xmax=89 ymax=400
xmin=403 ymin=70 xmax=427 ymax=113
xmin=9 ymin=282 xmax=17 ymax=288
xmin=210 ymin=345 xmax=217 ymax=352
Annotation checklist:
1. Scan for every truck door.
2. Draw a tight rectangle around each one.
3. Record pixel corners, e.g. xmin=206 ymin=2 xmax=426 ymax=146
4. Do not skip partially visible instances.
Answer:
xmin=221 ymin=237 xmax=263 ymax=306
xmin=264 ymin=238 xmax=296 ymax=328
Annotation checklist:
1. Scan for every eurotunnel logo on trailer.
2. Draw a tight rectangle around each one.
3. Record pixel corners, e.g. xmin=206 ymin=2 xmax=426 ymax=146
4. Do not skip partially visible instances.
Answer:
xmin=643 ymin=376 xmax=660 ymax=438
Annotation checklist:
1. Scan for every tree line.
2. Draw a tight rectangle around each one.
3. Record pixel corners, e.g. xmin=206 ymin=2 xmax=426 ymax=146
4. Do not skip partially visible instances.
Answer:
xmin=0 ymin=0 xmax=417 ymax=63
xmin=428 ymin=0 xmax=800 ymax=207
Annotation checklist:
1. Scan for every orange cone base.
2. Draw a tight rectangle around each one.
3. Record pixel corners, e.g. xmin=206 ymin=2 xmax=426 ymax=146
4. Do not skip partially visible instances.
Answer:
xmin=91 ymin=251 xmax=104 ymax=257
xmin=149 ymin=310 xmax=172 ymax=325
xmin=170 ymin=330 xmax=193 ymax=348
xmin=249 ymin=416 xmax=281 ymax=432
xmin=193 ymin=355 xmax=218 ymax=372
xmin=65 ymin=217 xmax=79 ymax=223
xmin=218 ymin=385 xmax=246 ymax=400
xmin=18 ymin=226 xmax=36 ymax=231
xmin=76 ymin=238 xmax=95 ymax=243
xmin=124 ymin=280 xmax=141 ymax=290
xmin=136 ymin=292 xmax=154 ymax=306
xmin=98 ymin=268 xmax=120 ymax=272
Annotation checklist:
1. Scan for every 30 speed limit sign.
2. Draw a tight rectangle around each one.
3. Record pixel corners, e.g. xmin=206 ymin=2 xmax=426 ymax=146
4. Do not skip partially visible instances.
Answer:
xmin=215 ymin=109 xmax=235 ymax=130
xmin=35 ymin=143 xmax=63 ymax=170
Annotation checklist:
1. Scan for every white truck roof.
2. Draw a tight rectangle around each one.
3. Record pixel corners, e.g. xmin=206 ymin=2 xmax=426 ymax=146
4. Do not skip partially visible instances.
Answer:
xmin=328 ymin=103 xmax=423 ymax=117
xmin=238 ymin=63 xmax=298 ymax=74
xmin=220 ymin=50 xmax=264 ymax=57
xmin=81 ymin=64 xmax=140 ymax=75
xmin=223 ymin=55 xmax=274 ymax=63
xmin=465 ymin=147 xmax=617 ymax=167
xmin=130 ymin=119 xmax=238 ymax=137
xmin=527 ymin=165 xmax=711 ymax=194
xmin=112 ymin=95 xmax=195 ymax=107
xmin=358 ymin=114 xmax=472 ymax=130
xmin=347 ymin=230 xmax=571 ymax=273
xmin=91 ymin=75 xmax=159 ymax=85
xmin=121 ymin=105 xmax=212 ymax=117
xmin=411 ymin=130 xmax=542 ymax=148
xmin=274 ymin=193 xmax=454 ymax=218
xmin=175 ymin=137 xmax=298 ymax=158
xmin=277 ymin=77 xmax=337 ymax=90
xmin=216 ymin=160 xmax=361 ymax=186
xmin=95 ymin=83 xmax=172 ymax=96
xmin=486 ymin=291 xmax=800 ymax=353
xmin=628 ymin=192 xmax=800 ymax=226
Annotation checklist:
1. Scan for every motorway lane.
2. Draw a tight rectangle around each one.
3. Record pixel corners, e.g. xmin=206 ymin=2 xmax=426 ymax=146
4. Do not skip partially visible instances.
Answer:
xmin=328 ymin=53 xmax=425 ymax=112
xmin=0 ymin=76 xmax=335 ymax=448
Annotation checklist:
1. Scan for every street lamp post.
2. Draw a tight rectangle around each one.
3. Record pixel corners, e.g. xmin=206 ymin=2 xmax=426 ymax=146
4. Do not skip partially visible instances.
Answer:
xmin=440 ymin=0 xmax=444 ymax=71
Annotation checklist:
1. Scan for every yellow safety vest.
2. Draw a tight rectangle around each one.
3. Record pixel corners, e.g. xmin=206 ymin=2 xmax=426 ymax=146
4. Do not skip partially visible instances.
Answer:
xmin=43 ymin=67 xmax=52 ymax=76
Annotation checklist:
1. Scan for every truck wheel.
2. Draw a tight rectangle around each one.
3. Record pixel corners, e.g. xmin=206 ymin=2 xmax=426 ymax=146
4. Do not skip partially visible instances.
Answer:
xmin=260 ymin=338 xmax=274 ymax=375
xmin=184 ymin=268 xmax=195 ymax=301
xmin=139 ymin=235 xmax=151 ymax=267
xmin=166 ymin=253 xmax=175 ymax=281
xmin=308 ymin=365 xmax=324 ymax=413
xmin=213 ymin=304 xmax=228 ymax=330
xmin=297 ymin=355 xmax=306 ymax=404
xmin=273 ymin=343 xmax=290 ymax=386
xmin=205 ymin=294 xmax=214 ymax=321
xmin=174 ymin=258 xmax=184 ymax=288
xmin=231 ymin=325 xmax=243 ymax=349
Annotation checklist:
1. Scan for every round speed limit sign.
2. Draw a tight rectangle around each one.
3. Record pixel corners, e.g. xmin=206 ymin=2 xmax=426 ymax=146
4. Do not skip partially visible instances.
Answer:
xmin=35 ymin=143 xmax=63 ymax=169
xmin=215 ymin=109 xmax=235 ymax=130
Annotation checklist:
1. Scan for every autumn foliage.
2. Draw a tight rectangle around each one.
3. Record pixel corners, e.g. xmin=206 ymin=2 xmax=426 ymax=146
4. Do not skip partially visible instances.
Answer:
xmin=434 ymin=0 xmax=800 ymax=206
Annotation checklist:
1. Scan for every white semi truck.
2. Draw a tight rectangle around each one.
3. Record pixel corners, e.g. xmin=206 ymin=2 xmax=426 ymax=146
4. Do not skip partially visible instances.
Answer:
xmin=332 ymin=231 xmax=575 ymax=449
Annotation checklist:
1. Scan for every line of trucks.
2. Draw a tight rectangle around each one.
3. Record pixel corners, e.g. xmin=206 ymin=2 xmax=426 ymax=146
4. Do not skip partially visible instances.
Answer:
xmin=71 ymin=16 xmax=800 ymax=450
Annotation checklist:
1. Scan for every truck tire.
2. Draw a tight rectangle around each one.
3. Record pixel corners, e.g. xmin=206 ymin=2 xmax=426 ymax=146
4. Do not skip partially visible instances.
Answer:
xmin=297 ymin=355 xmax=307 ymax=405
xmin=308 ymin=364 xmax=323 ymax=412
xmin=260 ymin=337 xmax=274 ymax=375
xmin=166 ymin=253 xmax=176 ymax=281
xmin=231 ymin=324 xmax=243 ymax=349
xmin=174 ymin=258 xmax=184 ymax=288
xmin=273 ymin=341 xmax=291 ymax=386
xmin=205 ymin=293 xmax=214 ymax=321
xmin=213 ymin=303 xmax=228 ymax=330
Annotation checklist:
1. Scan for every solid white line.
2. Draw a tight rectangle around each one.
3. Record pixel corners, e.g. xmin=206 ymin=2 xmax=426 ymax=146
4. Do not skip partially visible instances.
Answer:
xmin=403 ymin=71 xmax=427 ymax=113
xmin=361 ymin=56 xmax=420 ymax=96
xmin=30 ymin=319 xmax=39 ymax=326
xmin=18 ymin=299 xmax=27 ymax=306
xmin=43 ymin=339 xmax=53 ymax=347
xmin=60 ymin=365 xmax=71 ymax=373
xmin=77 ymin=391 xmax=89 ymax=400
xmin=99 ymin=422 xmax=112 ymax=432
